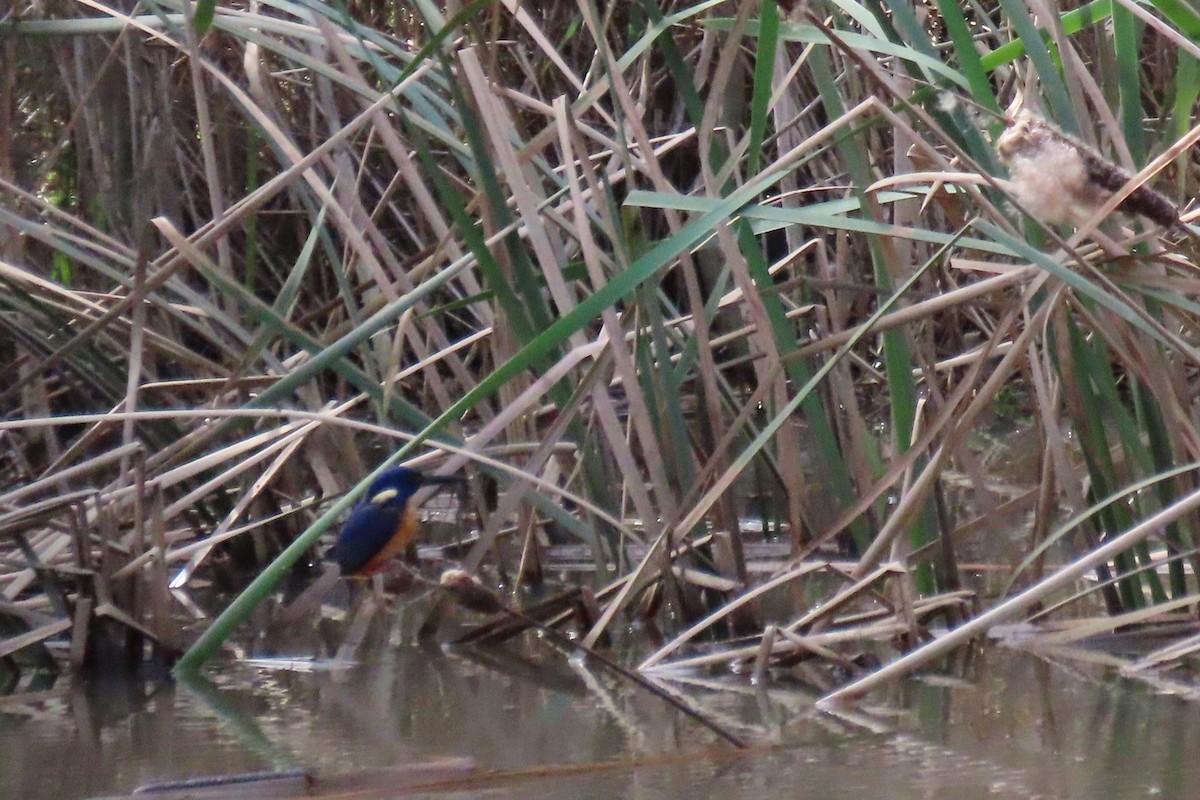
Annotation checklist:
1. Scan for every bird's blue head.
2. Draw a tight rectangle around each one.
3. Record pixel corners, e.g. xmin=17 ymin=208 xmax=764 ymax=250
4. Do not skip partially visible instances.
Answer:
xmin=360 ymin=466 xmax=426 ymax=509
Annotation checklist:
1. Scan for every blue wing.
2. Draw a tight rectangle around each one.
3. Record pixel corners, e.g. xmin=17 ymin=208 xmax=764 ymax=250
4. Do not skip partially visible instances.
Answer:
xmin=333 ymin=503 xmax=402 ymax=575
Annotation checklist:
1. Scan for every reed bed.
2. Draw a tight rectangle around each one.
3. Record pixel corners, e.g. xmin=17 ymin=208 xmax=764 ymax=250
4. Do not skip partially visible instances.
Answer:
xmin=2 ymin=0 xmax=1200 ymax=705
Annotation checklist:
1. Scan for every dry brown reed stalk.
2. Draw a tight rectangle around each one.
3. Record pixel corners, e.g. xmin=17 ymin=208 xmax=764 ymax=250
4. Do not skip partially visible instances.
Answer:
xmin=823 ymin=484 xmax=1200 ymax=705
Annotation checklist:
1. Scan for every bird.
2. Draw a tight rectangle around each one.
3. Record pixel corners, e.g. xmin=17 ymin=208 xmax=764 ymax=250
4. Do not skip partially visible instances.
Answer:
xmin=331 ymin=466 xmax=460 ymax=577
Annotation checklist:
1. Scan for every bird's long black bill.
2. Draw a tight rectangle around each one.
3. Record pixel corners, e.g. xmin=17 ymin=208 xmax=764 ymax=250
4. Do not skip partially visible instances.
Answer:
xmin=423 ymin=474 xmax=465 ymax=486
xmin=422 ymin=474 xmax=466 ymax=498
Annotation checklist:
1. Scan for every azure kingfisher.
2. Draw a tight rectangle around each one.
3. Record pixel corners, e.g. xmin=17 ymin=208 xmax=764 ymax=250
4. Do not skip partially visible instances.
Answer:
xmin=332 ymin=466 xmax=460 ymax=576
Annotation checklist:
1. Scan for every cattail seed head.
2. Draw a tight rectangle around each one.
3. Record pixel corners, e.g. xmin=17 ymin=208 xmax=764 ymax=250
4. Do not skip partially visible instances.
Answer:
xmin=439 ymin=569 xmax=507 ymax=615
xmin=995 ymin=110 xmax=1180 ymax=229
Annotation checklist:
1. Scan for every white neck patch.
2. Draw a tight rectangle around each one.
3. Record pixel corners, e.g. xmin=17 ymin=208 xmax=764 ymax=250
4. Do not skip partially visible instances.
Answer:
xmin=370 ymin=488 xmax=399 ymax=504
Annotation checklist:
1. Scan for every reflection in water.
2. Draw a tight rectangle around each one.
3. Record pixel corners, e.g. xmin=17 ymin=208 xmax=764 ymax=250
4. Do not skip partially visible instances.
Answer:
xmin=3 ymin=645 xmax=1200 ymax=799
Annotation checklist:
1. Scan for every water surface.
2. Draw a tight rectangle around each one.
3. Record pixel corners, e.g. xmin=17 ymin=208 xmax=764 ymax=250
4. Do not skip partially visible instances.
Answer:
xmin=5 ymin=639 xmax=1200 ymax=799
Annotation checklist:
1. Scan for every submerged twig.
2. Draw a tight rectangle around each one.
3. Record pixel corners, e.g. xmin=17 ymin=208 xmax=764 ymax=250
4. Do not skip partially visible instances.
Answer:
xmin=435 ymin=569 xmax=747 ymax=749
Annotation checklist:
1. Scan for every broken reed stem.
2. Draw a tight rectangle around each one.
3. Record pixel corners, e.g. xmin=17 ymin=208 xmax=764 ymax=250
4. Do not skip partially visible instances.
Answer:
xmin=435 ymin=570 xmax=747 ymax=748
xmin=821 ymin=483 xmax=1200 ymax=706
xmin=519 ymin=607 xmax=748 ymax=749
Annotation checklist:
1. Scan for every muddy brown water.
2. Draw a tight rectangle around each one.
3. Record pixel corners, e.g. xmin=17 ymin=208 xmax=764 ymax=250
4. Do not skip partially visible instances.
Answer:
xmin=4 ymin=640 xmax=1200 ymax=800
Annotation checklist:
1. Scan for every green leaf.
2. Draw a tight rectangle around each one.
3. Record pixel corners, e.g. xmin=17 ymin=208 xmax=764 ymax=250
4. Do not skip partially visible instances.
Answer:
xmin=707 ymin=17 xmax=971 ymax=90
xmin=935 ymin=0 xmax=999 ymax=113
xmin=747 ymin=1 xmax=779 ymax=176
xmin=193 ymin=0 xmax=217 ymax=36
xmin=978 ymin=0 xmax=1113 ymax=75
xmin=50 ymin=253 xmax=72 ymax=285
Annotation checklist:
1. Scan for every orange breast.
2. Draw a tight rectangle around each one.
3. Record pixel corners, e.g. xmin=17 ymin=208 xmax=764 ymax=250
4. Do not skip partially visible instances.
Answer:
xmin=361 ymin=504 xmax=419 ymax=575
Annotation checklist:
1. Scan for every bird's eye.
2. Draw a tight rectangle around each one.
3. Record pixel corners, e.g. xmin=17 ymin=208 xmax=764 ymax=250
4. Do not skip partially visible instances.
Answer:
xmin=370 ymin=488 xmax=399 ymax=504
